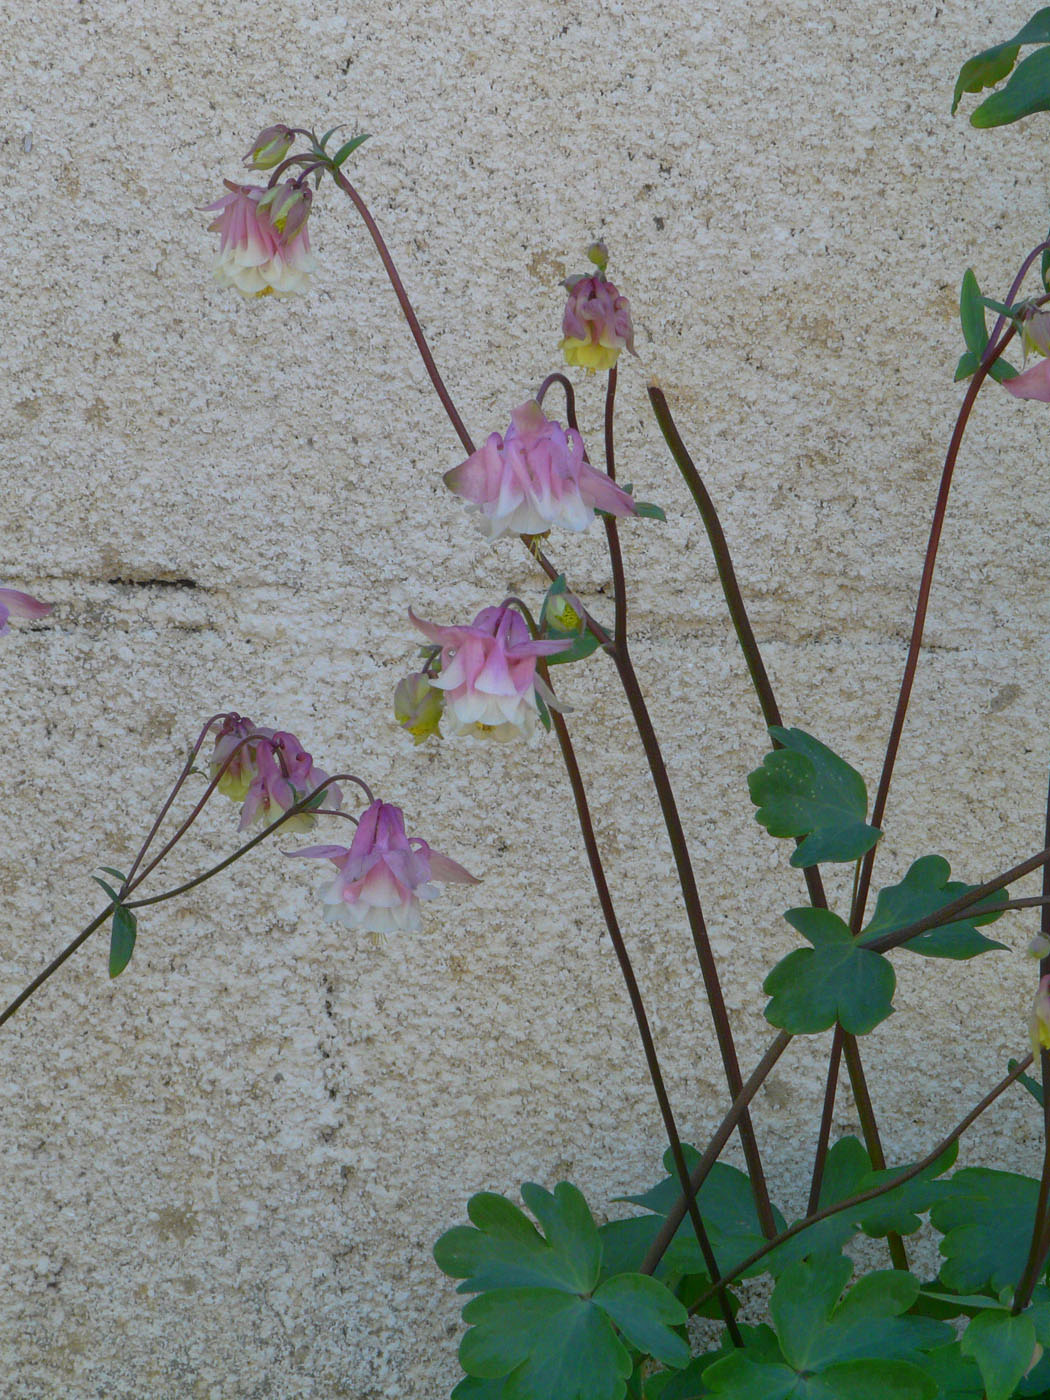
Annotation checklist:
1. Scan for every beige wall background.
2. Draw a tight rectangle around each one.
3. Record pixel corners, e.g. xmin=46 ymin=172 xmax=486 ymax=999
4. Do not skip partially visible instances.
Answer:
xmin=3 ymin=0 xmax=1050 ymax=1394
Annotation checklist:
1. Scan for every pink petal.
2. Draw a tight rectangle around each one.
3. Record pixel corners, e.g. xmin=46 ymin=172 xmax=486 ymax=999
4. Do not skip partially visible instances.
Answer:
xmin=1004 ymin=357 xmax=1050 ymax=402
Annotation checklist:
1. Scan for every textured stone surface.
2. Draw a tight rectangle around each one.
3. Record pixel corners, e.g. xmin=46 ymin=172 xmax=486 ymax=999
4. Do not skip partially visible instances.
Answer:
xmin=3 ymin=0 xmax=1050 ymax=1394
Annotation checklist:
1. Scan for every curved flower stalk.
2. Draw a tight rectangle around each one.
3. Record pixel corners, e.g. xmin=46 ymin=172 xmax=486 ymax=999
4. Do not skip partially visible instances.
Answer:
xmin=204 ymin=179 xmax=316 ymax=297
xmin=0 ymin=587 xmax=51 ymax=634
xmin=288 ymin=799 xmax=477 ymax=943
xmin=408 ymin=603 xmax=570 ymax=740
xmin=443 ymin=399 xmax=636 ymax=538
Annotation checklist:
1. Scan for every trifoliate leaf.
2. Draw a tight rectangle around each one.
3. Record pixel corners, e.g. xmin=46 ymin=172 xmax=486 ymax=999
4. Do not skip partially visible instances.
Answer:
xmin=960 ymin=1309 xmax=1037 ymax=1400
xmin=931 ymin=1168 xmax=1043 ymax=1294
xmin=703 ymin=1255 xmax=947 ymax=1399
xmin=859 ymin=855 xmax=1008 ymax=959
xmin=763 ymin=908 xmax=895 ymax=1035
xmin=436 ymin=1182 xmax=688 ymax=1400
xmin=748 ymin=728 xmax=881 ymax=868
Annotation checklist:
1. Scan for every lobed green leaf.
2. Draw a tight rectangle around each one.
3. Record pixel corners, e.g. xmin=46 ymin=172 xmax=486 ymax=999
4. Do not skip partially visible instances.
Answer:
xmin=859 ymin=854 xmax=1008 ymax=960
xmin=763 ymin=908 xmax=895 ymax=1035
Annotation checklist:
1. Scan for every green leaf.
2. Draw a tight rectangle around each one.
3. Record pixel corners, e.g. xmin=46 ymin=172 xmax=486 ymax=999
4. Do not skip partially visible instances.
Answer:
xmin=748 ymin=727 xmax=881 ymax=868
xmin=763 ymin=908 xmax=895 ymax=1035
xmin=955 ymin=350 xmax=981 ymax=382
xmin=960 ymin=1309 xmax=1038 ymax=1400
xmin=853 ymin=1143 xmax=958 ymax=1238
xmin=99 ymin=866 xmax=128 ymax=884
xmin=972 ymin=43 xmax=1050 ymax=127
xmin=330 ymin=132 xmax=371 ymax=166
xmin=1010 ymin=1057 xmax=1046 ymax=1107
xmin=988 ymin=357 xmax=1020 ymax=383
xmin=438 ymin=1182 xmax=688 ymax=1400
xmin=452 ymin=1377 xmax=506 ymax=1399
xmin=634 ymin=501 xmax=667 ymax=521
xmin=913 ymin=1341 xmax=986 ymax=1399
xmin=859 ymin=854 xmax=1008 ymax=959
xmin=593 ymin=1274 xmax=690 ymax=1368
xmin=952 ymin=8 xmax=1050 ymax=115
xmin=534 ymin=691 xmax=552 ymax=733
xmin=91 ymin=875 xmax=121 ymax=904
xmin=960 ymin=269 xmax=989 ymax=355
xmin=703 ymin=1255 xmax=946 ymax=1399
xmin=316 ymin=125 xmax=344 ymax=151
xmin=108 ymin=904 xmax=138 ymax=978
xmin=931 ymin=1168 xmax=1043 ymax=1294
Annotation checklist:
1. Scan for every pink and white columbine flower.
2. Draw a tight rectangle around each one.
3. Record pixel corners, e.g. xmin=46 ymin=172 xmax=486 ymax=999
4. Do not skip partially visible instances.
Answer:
xmin=561 ymin=273 xmax=636 ymax=373
xmin=409 ymin=603 xmax=571 ymax=740
xmin=204 ymin=180 xmax=316 ymax=297
xmin=210 ymin=717 xmax=340 ymax=831
xmin=288 ymin=800 xmax=477 ymax=942
xmin=444 ymin=400 xmax=637 ymax=538
xmin=0 ymin=587 xmax=51 ymax=634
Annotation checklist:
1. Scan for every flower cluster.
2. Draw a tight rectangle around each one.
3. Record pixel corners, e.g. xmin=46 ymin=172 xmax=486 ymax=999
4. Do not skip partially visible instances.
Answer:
xmin=405 ymin=603 xmax=571 ymax=742
xmin=289 ymin=800 xmax=477 ymax=944
xmin=204 ymin=179 xmax=316 ymax=297
xmin=0 ymin=587 xmax=51 ymax=635
xmin=560 ymin=270 xmax=636 ymax=373
xmin=444 ymin=399 xmax=637 ymax=539
xmin=210 ymin=714 xmax=341 ymax=832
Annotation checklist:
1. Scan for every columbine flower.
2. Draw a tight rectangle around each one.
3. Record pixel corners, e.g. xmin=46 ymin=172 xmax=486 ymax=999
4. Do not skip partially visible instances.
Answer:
xmin=1032 ymin=974 xmax=1050 ymax=1054
xmin=204 ymin=179 xmax=316 ymax=297
xmin=1003 ymin=307 xmax=1050 ymax=401
xmin=444 ymin=399 xmax=637 ymax=538
xmin=288 ymin=800 xmax=477 ymax=943
xmin=0 ymin=587 xmax=51 ymax=634
xmin=393 ymin=672 xmax=445 ymax=744
xmin=409 ymin=603 xmax=571 ymax=741
xmin=210 ymin=717 xmax=340 ymax=831
xmin=561 ymin=269 xmax=636 ymax=373
xmin=244 ymin=124 xmax=295 ymax=170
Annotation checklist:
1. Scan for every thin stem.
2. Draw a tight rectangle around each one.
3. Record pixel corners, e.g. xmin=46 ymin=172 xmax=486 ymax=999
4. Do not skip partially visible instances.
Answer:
xmin=639 ymin=1031 xmax=793 ymax=1275
xmin=647 ymin=385 xmax=891 ymax=1205
xmin=602 ymin=368 xmax=628 ymax=645
xmin=1013 ymin=765 xmax=1050 ymax=1314
xmin=546 ymin=679 xmax=741 ymax=1342
xmin=808 ymin=1027 xmax=844 ymax=1214
xmin=123 ymin=712 xmax=231 ymax=890
xmin=842 ymin=1032 xmax=908 ymax=1271
xmin=535 ymin=373 xmax=579 ymax=432
xmin=329 ymin=168 xmax=475 ymax=455
xmin=851 ymin=317 xmax=1021 ymax=931
xmin=0 ymin=907 xmax=113 ymax=1031
xmin=690 ymin=1053 xmax=1034 ymax=1310
xmin=610 ymin=643 xmax=777 ymax=1237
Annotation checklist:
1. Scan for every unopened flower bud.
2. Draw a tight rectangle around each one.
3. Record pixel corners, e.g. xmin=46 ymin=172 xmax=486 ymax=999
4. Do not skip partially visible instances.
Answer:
xmin=245 ymin=124 xmax=295 ymax=170
xmin=394 ymin=672 xmax=444 ymax=744
xmin=587 ymin=241 xmax=609 ymax=273
xmin=1023 ymin=308 xmax=1050 ymax=358
xmin=1028 ymin=933 xmax=1050 ymax=960
xmin=257 ymin=180 xmax=312 ymax=242
xmin=1031 ymin=974 xmax=1050 ymax=1054
xmin=545 ymin=589 xmax=585 ymax=633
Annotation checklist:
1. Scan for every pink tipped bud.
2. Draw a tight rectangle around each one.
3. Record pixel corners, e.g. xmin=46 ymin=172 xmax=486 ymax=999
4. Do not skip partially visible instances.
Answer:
xmin=244 ymin=124 xmax=295 ymax=170
xmin=257 ymin=180 xmax=312 ymax=242
xmin=394 ymin=672 xmax=444 ymax=744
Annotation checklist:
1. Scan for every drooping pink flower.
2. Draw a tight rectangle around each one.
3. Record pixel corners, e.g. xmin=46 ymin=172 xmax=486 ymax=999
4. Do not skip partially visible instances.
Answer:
xmin=1004 ymin=356 xmax=1050 ymax=402
xmin=210 ymin=717 xmax=340 ymax=831
xmin=409 ymin=603 xmax=571 ymax=740
xmin=0 ymin=587 xmax=51 ymax=634
xmin=561 ymin=273 xmax=636 ymax=373
xmin=444 ymin=400 xmax=637 ymax=538
xmin=288 ymin=800 xmax=477 ymax=942
xmin=204 ymin=179 xmax=316 ymax=297
xmin=238 ymin=730 xmax=341 ymax=833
